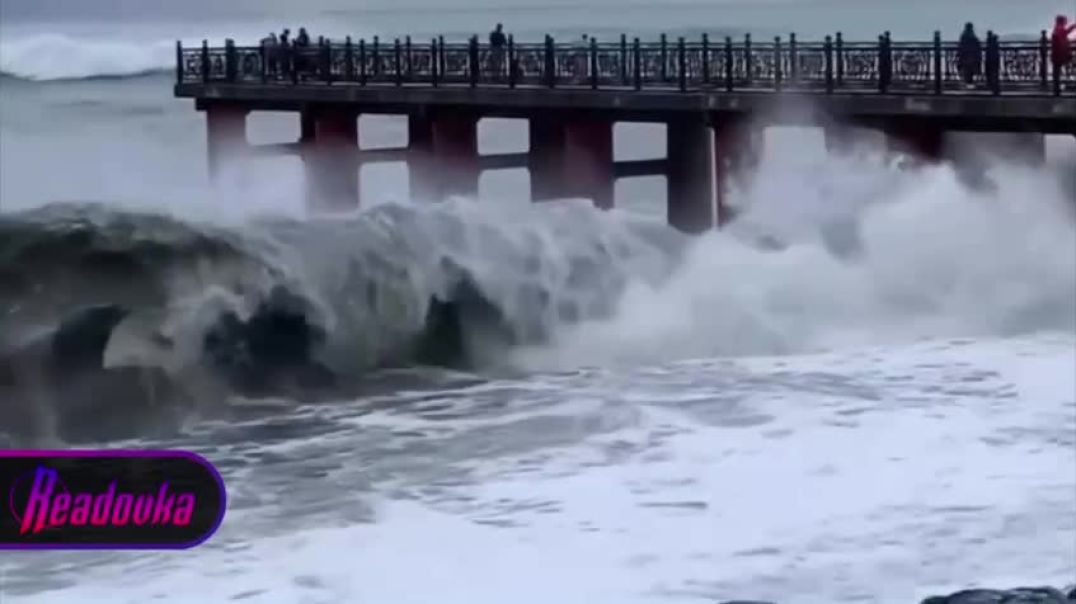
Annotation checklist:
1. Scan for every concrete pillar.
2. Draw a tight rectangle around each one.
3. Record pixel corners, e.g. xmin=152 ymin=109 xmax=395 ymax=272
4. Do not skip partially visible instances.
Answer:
xmin=205 ymin=105 xmax=249 ymax=183
xmin=408 ymin=111 xmax=480 ymax=200
xmin=302 ymin=109 xmax=359 ymax=212
xmin=528 ymin=117 xmax=567 ymax=202
xmin=712 ymin=117 xmax=758 ymax=228
xmin=883 ymin=121 xmax=946 ymax=162
xmin=563 ymin=120 xmax=614 ymax=209
xmin=666 ymin=118 xmax=714 ymax=233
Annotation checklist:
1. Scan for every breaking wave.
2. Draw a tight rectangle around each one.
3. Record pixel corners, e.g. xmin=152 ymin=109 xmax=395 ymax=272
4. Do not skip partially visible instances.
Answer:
xmin=0 ymin=34 xmax=181 ymax=81
xmin=0 ymin=199 xmax=685 ymax=443
xmin=1 ymin=141 xmax=1073 ymax=446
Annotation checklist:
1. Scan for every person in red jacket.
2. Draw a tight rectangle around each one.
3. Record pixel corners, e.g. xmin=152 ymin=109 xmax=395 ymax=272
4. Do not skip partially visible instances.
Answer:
xmin=1050 ymin=15 xmax=1076 ymax=71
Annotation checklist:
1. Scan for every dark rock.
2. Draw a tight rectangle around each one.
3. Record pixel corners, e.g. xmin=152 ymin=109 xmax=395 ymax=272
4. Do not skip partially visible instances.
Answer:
xmin=414 ymin=267 xmax=515 ymax=369
xmin=202 ymin=286 xmax=334 ymax=398
xmin=921 ymin=586 xmax=1070 ymax=604
xmin=49 ymin=304 xmax=130 ymax=374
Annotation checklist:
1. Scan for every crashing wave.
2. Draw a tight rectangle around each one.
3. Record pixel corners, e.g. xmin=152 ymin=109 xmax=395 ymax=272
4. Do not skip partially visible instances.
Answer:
xmin=0 ymin=201 xmax=686 ymax=444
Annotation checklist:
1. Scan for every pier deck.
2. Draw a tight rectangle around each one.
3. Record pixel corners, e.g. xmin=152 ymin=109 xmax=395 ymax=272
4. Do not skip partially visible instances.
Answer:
xmin=173 ymin=31 xmax=1076 ymax=232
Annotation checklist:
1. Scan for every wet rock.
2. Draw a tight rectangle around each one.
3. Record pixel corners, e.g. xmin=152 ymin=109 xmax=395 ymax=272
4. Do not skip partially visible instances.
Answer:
xmin=202 ymin=286 xmax=335 ymax=399
xmin=50 ymin=304 xmax=130 ymax=374
xmin=920 ymin=586 xmax=1073 ymax=604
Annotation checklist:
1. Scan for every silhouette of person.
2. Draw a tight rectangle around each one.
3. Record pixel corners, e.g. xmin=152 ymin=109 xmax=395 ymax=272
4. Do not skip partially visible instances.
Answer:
xmin=488 ymin=23 xmax=508 ymax=78
xmin=957 ymin=22 xmax=982 ymax=86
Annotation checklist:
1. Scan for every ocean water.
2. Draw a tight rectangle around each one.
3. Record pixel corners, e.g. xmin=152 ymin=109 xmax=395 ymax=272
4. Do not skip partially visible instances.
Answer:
xmin=1 ymin=0 xmax=1075 ymax=602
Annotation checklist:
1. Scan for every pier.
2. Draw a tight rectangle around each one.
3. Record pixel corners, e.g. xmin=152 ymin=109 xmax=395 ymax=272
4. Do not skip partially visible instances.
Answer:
xmin=174 ymin=31 xmax=1076 ymax=233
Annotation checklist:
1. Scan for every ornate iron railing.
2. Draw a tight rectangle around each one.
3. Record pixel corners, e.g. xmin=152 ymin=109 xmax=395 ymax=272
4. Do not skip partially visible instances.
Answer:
xmin=176 ymin=31 xmax=1076 ymax=96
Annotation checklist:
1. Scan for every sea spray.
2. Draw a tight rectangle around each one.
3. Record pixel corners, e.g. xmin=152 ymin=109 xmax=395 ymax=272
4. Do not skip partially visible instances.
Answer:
xmin=510 ymin=151 xmax=1076 ymax=370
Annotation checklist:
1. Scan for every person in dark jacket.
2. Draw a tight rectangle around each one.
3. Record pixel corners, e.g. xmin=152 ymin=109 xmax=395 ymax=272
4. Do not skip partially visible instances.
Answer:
xmin=489 ymin=23 xmax=507 ymax=48
xmin=488 ymin=23 xmax=508 ymax=79
xmin=295 ymin=28 xmax=311 ymax=47
xmin=957 ymin=22 xmax=982 ymax=86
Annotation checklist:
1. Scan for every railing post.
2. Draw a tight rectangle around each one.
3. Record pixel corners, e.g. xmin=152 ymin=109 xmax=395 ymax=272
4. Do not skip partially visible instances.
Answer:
xmin=439 ymin=36 xmax=446 ymax=80
xmin=176 ymin=41 xmax=183 ymax=84
xmin=259 ymin=40 xmax=268 ymax=83
xmin=431 ymin=38 xmax=439 ymax=86
xmin=879 ymin=32 xmax=891 ymax=93
xmin=660 ymin=33 xmax=668 ymax=82
xmin=359 ymin=38 xmax=367 ymax=85
xmin=373 ymin=36 xmax=381 ymax=77
xmin=932 ymin=30 xmax=942 ymax=95
xmin=702 ymin=33 xmax=710 ymax=86
xmin=1051 ymin=36 xmax=1062 ymax=96
xmin=789 ymin=32 xmax=798 ymax=83
xmin=224 ymin=39 xmax=237 ymax=82
xmin=508 ymin=35 xmax=516 ymax=88
xmin=545 ymin=35 xmax=556 ymax=88
xmin=835 ymin=32 xmax=844 ymax=87
xmin=589 ymin=36 xmax=598 ymax=89
xmin=824 ymin=35 xmax=834 ymax=93
xmin=469 ymin=35 xmax=479 ymax=87
xmin=200 ymin=40 xmax=210 ymax=82
xmin=985 ymin=32 xmax=1000 ymax=95
xmin=1039 ymin=30 xmax=1049 ymax=91
xmin=322 ymin=38 xmax=333 ymax=84
xmin=290 ymin=40 xmax=298 ymax=84
xmin=394 ymin=37 xmax=402 ymax=86
xmin=774 ymin=36 xmax=782 ymax=90
xmin=724 ymin=36 xmax=733 ymax=91
xmin=678 ymin=37 xmax=687 ymax=91
xmin=744 ymin=33 xmax=753 ymax=85
xmin=406 ymin=36 xmax=413 ymax=78
xmin=633 ymin=37 xmax=641 ymax=90
xmin=620 ymin=34 xmax=628 ymax=85
xmin=345 ymin=36 xmax=354 ymax=82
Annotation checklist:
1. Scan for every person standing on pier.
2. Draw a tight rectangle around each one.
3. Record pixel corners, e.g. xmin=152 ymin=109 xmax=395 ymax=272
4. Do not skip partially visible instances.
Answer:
xmin=261 ymin=32 xmax=280 ymax=77
xmin=279 ymin=29 xmax=291 ymax=79
xmin=575 ymin=34 xmax=590 ymax=83
xmin=1050 ymin=15 xmax=1076 ymax=73
xmin=489 ymin=23 xmax=507 ymax=79
xmin=957 ymin=22 xmax=982 ymax=87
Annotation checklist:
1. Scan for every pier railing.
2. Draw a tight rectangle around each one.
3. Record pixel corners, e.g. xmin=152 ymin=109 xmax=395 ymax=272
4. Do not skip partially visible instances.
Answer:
xmin=177 ymin=32 xmax=1076 ymax=96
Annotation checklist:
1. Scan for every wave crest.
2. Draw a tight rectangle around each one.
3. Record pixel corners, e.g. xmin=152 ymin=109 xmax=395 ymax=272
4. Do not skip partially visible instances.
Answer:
xmin=0 ymin=33 xmax=183 ymax=81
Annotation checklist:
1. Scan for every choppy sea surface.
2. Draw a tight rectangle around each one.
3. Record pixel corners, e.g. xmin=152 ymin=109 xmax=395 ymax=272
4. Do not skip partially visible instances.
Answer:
xmin=1 ymin=0 xmax=1075 ymax=602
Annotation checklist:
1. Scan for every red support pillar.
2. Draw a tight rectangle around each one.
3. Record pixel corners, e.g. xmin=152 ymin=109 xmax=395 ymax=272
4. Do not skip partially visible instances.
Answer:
xmin=712 ymin=117 xmax=759 ymax=228
xmin=666 ymin=118 xmax=714 ymax=233
xmin=205 ymin=105 xmax=249 ymax=184
xmin=528 ymin=117 xmax=567 ymax=202
xmin=407 ymin=111 xmax=480 ymax=200
xmin=408 ymin=113 xmax=436 ymax=201
xmin=432 ymin=112 xmax=480 ymax=198
xmin=883 ymin=121 xmax=946 ymax=162
xmin=302 ymin=109 xmax=360 ymax=213
xmin=563 ymin=120 xmax=614 ymax=210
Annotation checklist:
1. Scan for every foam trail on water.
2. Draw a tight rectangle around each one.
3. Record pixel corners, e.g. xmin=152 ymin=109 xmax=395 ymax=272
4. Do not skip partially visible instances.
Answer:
xmin=512 ymin=150 xmax=1076 ymax=370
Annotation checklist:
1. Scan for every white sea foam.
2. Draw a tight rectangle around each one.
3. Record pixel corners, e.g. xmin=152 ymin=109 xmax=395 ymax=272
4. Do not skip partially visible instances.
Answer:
xmin=512 ymin=149 xmax=1076 ymax=370
xmin=5 ymin=335 xmax=1073 ymax=603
